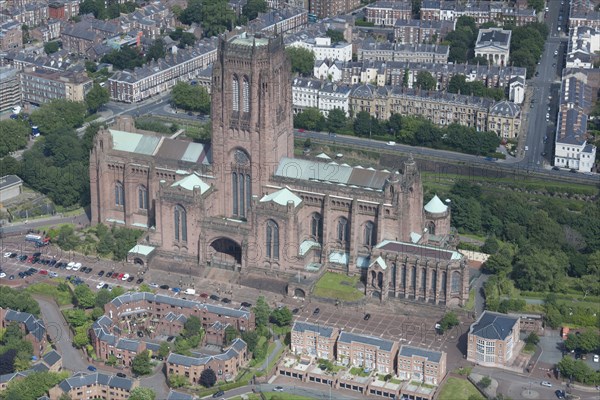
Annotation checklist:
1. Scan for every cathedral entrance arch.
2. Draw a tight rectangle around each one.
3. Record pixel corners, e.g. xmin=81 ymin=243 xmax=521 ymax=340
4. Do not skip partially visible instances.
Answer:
xmin=209 ymin=238 xmax=242 ymax=269
xmin=294 ymin=288 xmax=306 ymax=298
xmin=133 ymin=258 xmax=144 ymax=266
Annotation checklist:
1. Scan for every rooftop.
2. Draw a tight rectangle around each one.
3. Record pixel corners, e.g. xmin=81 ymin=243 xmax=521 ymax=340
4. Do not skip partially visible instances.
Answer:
xmin=338 ymin=331 xmax=395 ymax=352
xmin=470 ymin=311 xmax=519 ymax=340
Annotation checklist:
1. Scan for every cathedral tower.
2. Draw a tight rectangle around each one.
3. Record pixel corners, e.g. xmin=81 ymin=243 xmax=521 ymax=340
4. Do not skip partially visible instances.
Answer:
xmin=211 ymin=33 xmax=293 ymax=217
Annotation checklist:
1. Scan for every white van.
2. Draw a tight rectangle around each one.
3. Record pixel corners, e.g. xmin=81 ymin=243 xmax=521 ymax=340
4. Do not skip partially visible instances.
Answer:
xmin=184 ymin=288 xmax=196 ymax=296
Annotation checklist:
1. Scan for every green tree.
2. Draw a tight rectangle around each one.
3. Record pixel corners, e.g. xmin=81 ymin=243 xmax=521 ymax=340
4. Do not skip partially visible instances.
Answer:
xmin=179 ymin=0 xmax=235 ymax=37
xmin=0 ymin=119 xmax=30 ymax=157
xmin=183 ymin=316 xmax=202 ymax=338
xmin=43 ymin=41 xmax=61 ymax=54
xmin=270 ymin=307 xmax=293 ymax=327
xmin=145 ymin=39 xmax=165 ymax=62
xmin=439 ymin=311 xmax=460 ymax=333
xmin=286 ymin=47 xmax=316 ymax=76
xmin=224 ymin=326 xmax=238 ymax=345
xmin=512 ymin=249 xmax=568 ymax=292
xmin=353 ymin=111 xmax=374 ymax=137
xmin=85 ymin=83 xmax=110 ymax=114
xmin=177 ymin=32 xmax=196 ymax=49
xmin=73 ymin=326 xmax=90 ymax=348
xmin=101 ymin=46 xmax=144 ymax=71
xmin=242 ymin=0 xmax=267 ymax=21
xmin=171 ymin=82 xmax=211 ymax=113
xmin=129 ymin=387 xmax=156 ymax=400
xmin=525 ymin=332 xmax=540 ymax=346
xmin=241 ymin=330 xmax=259 ymax=352
xmin=415 ymin=71 xmax=436 ymax=90
xmin=1 ymin=371 xmax=69 ymax=400
xmin=294 ymin=108 xmax=326 ymax=131
xmin=63 ymin=309 xmax=90 ymax=328
xmin=326 ymin=29 xmax=344 ymax=43
xmin=158 ymin=342 xmax=172 ymax=358
xmin=30 ymin=99 xmax=87 ymax=135
xmin=254 ymin=296 xmax=270 ymax=327
xmin=527 ymin=0 xmax=545 ymax=13
xmin=174 ymin=338 xmax=192 ymax=356
xmin=199 ymin=368 xmax=217 ymax=387
xmin=326 ymin=108 xmax=347 ymax=133
xmin=169 ymin=374 xmax=188 ymax=388
xmin=95 ymin=288 xmax=113 ymax=308
xmin=0 ymin=156 xmax=21 ymax=176
xmin=132 ymin=350 xmax=152 ymax=376
xmin=74 ymin=284 xmax=96 ymax=309
xmin=478 ymin=376 xmax=492 ymax=389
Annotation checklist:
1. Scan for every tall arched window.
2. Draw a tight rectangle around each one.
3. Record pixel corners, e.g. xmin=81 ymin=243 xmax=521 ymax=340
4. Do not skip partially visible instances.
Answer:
xmin=232 ymin=150 xmax=251 ymax=218
xmin=451 ymin=271 xmax=461 ymax=294
xmin=266 ymin=220 xmax=279 ymax=260
xmin=115 ymin=181 xmax=124 ymax=207
xmin=232 ymin=75 xmax=239 ymax=111
xmin=138 ymin=185 xmax=148 ymax=210
xmin=364 ymin=221 xmax=375 ymax=246
xmin=310 ymin=213 xmax=323 ymax=242
xmin=242 ymin=77 xmax=250 ymax=113
xmin=174 ymin=205 xmax=187 ymax=242
xmin=337 ymin=217 xmax=349 ymax=244
xmin=232 ymin=172 xmax=238 ymax=216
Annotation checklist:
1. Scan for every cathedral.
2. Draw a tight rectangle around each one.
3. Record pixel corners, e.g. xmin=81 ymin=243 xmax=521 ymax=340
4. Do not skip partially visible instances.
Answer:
xmin=89 ymin=33 xmax=469 ymax=306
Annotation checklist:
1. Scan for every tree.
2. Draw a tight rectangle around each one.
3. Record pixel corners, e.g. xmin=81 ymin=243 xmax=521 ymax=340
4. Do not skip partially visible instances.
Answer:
xmin=512 ymin=249 xmax=568 ymax=292
xmin=177 ymin=32 xmax=196 ymax=49
xmin=326 ymin=29 xmax=344 ymax=43
xmin=415 ymin=71 xmax=436 ymax=90
xmin=158 ymin=342 xmax=171 ymax=358
xmin=241 ymin=330 xmax=259 ymax=352
xmin=44 ymin=41 xmax=61 ymax=54
xmin=525 ymin=332 xmax=540 ymax=346
xmin=327 ymin=108 xmax=347 ymax=133
xmin=101 ymin=46 xmax=144 ymax=71
xmin=184 ymin=316 xmax=202 ymax=338
xmin=294 ymin=108 xmax=326 ymax=131
xmin=242 ymin=0 xmax=267 ymax=21
xmin=286 ymin=47 xmax=315 ymax=76
xmin=63 ymin=309 xmax=90 ymax=328
xmin=1 ymin=371 xmax=69 ymax=400
xmin=129 ymin=387 xmax=156 ymax=400
xmin=527 ymin=0 xmax=544 ymax=13
xmin=171 ymin=82 xmax=211 ymax=113
xmin=179 ymin=0 xmax=235 ymax=37
xmin=439 ymin=311 xmax=459 ymax=333
xmin=132 ymin=350 xmax=152 ymax=376
xmin=0 ymin=119 xmax=30 ymax=157
xmin=30 ymin=99 xmax=87 ymax=135
xmin=169 ymin=374 xmax=188 ymax=388
xmin=145 ymin=39 xmax=165 ymax=62
xmin=74 ymin=284 xmax=96 ymax=308
xmin=199 ymin=368 xmax=217 ymax=388
xmin=254 ymin=296 xmax=270 ymax=327
xmin=95 ymin=288 xmax=113 ymax=308
xmin=353 ymin=111 xmax=373 ymax=137
xmin=224 ymin=326 xmax=238 ymax=345
xmin=85 ymin=83 xmax=110 ymax=114
xmin=73 ymin=326 xmax=91 ymax=348
xmin=270 ymin=307 xmax=293 ymax=327
xmin=478 ymin=376 xmax=492 ymax=389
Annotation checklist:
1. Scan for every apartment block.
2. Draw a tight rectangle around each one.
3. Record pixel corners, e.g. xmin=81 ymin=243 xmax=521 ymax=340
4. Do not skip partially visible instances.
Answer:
xmin=393 ymin=19 xmax=456 ymax=44
xmin=309 ymin=0 xmax=361 ymax=19
xmin=487 ymin=100 xmax=521 ymax=139
xmin=247 ymin=7 xmax=308 ymax=35
xmin=49 ymin=372 xmax=138 ymax=400
xmin=365 ymin=1 xmax=412 ymax=26
xmin=108 ymin=39 xmax=217 ymax=103
xmin=0 ymin=20 xmax=22 ymax=51
xmin=358 ymin=40 xmax=449 ymax=64
xmin=467 ymin=311 xmax=520 ymax=368
xmin=420 ymin=0 xmax=536 ymax=27
xmin=288 ymin=36 xmax=353 ymax=62
xmin=337 ymin=332 xmax=397 ymax=374
xmin=48 ymin=0 xmax=80 ymax=20
xmin=566 ymin=26 xmax=600 ymax=69
xmin=569 ymin=0 xmax=600 ymax=29
xmin=166 ymin=339 xmax=248 ymax=384
xmin=291 ymin=321 xmax=339 ymax=360
xmin=20 ymin=68 xmax=93 ymax=105
xmin=397 ymin=345 xmax=446 ymax=386
xmin=292 ymin=77 xmax=351 ymax=116
xmin=0 ymin=66 xmax=21 ymax=111
xmin=10 ymin=3 xmax=49 ymax=27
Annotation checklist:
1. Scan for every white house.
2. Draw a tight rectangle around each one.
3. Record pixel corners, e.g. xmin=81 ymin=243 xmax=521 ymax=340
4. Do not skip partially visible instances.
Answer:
xmin=292 ymin=77 xmax=323 ymax=114
xmin=508 ymin=76 xmax=525 ymax=104
xmin=313 ymin=59 xmax=343 ymax=82
xmin=474 ymin=28 xmax=511 ymax=66
xmin=289 ymin=36 xmax=353 ymax=62
xmin=318 ymin=82 xmax=351 ymax=117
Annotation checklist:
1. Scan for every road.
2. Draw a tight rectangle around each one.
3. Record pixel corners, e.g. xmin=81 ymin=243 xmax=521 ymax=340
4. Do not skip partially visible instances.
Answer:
xmin=220 ymin=383 xmax=365 ymax=400
xmin=35 ymin=295 xmax=88 ymax=373
xmin=0 ymin=213 xmax=89 ymax=237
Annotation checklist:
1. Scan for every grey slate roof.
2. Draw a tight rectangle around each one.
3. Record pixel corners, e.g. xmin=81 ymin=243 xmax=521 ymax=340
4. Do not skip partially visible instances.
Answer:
xmin=4 ymin=309 xmax=45 ymax=342
xmin=58 ymin=372 xmax=134 ymax=392
xmin=110 ymin=292 xmax=251 ymax=320
xmin=470 ymin=311 xmax=518 ymax=340
xmin=399 ymin=345 xmax=442 ymax=363
xmin=292 ymin=321 xmax=336 ymax=338
xmin=0 ymin=175 xmax=22 ymax=190
xmin=338 ymin=331 xmax=394 ymax=352
xmin=489 ymin=100 xmax=520 ymax=117
xmin=116 ymin=338 xmax=140 ymax=352
xmin=42 ymin=350 xmax=61 ymax=367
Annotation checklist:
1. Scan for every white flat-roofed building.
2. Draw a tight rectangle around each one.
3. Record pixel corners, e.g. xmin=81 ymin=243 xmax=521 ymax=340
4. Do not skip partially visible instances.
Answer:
xmin=289 ymin=36 xmax=353 ymax=62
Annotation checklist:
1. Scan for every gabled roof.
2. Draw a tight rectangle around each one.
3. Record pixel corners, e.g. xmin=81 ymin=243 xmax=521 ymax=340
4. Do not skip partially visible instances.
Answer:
xmin=292 ymin=321 xmax=336 ymax=338
xmin=260 ymin=188 xmax=302 ymax=207
xmin=58 ymin=372 xmax=134 ymax=392
xmin=338 ymin=331 xmax=394 ymax=352
xmin=368 ymin=256 xmax=388 ymax=270
xmin=42 ymin=350 xmax=61 ymax=367
xmin=4 ymin=309 xmax=45 ymax=341
xmin=470 ymin=311 xmax=518 ymax=340
xmin=399 ymin=345 xmax=442 ymax=363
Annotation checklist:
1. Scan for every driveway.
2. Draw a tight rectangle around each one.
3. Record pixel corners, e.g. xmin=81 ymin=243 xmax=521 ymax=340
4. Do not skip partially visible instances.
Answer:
xmin=537 ymin=329 xmax=564 ymax=365
xmin=35 ymin=295 xmax=88 ymax=373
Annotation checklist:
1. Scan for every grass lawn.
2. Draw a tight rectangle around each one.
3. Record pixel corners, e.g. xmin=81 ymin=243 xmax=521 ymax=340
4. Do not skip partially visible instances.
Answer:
xmin=349 ymin=367 xmax=370 ymax=377
xmin=313 ymin=272 xmax=364 ymax=301
xmin=266 ymin=342 xmax=285 ymax=371
xmin=437 ymin=377 xmax=482 ymax=400
xmin=464 ymin=288 xmax=476 ymax=311
xmin=26 ymin=281 xmax=72 ymax=306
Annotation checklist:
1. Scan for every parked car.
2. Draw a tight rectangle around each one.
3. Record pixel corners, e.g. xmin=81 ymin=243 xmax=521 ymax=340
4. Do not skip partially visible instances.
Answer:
xmin=127 ymin=276 xmax=134 ymax=282
xmin=159 ymin=284 xmax=169 ymax=290
xmin=149 ymin=283 xmax=159 ymax=288
xmin=116 ymin=372 xmax=127 ymax=378
xmin=0 ymin=272 xmax=6 ymax=278
xmin=313 ymin=308 xmax=320 ymax=315
xmin=241 ymin=302 xmax=252 ymax=308
xmin=97 ymin=282 xmax=106 ymax=289
xmin=541 ymin=381 xmax=552 ymax=387
xmin=66 ymin=262 xmax=75 ymax=270
xmin=555 ymin=390 xmax=565 ymax=399
xmin=72 ymin=263 xmax=82 ymax=271
xmin=117 ymin=273 xmax=125 ymax=280
xmin=98 ymin=270 xmax=105 ymax=277
xmin=172 ymin=287 xmax=181 ymax=293
xmin=221 ymin=298 xmax=231 ymax=304
xmin=364 ymin=313 xmax=371 ymax=321
xmin=212 ymin=391 xmax=225 ymax=398
xmin=210 ymin=294 xmax=220 ymax=301
xmin=200 ymin=293 xmax=209 ymax=298
xmin=136 ymin=278 xmax=144 ymax=284
xmin=274 ymin=386 xmax=284 ymax=392
xmin=39 ymin=270 xmax=48 ymax=275
xmin=105 ymin=272 xmax=113 ymax=278
xmin=87 ymin=365 xmax=97 ymax=372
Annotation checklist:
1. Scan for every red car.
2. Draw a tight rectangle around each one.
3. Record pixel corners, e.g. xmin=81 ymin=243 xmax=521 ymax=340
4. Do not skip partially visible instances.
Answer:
xmin=39 ymin=270 xmax=48 ymax=275
xmin=27 ymin=256 xmax=34 ymax=263
xmin=117 ymin=273 xmax=125 ymax=280
xmin=199 ymin=293 xmax=209 ymax=298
